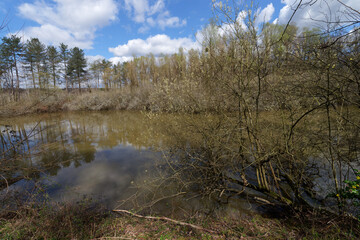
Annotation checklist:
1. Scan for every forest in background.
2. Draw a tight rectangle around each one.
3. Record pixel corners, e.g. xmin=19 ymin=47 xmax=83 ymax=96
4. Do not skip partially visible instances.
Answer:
xmin=0 ymin=0 xmax=359 ymax=114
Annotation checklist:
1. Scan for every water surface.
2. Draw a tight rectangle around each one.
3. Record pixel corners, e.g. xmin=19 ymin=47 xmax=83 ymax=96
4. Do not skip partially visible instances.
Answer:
xmin=3 ymin=111 xmax=343 ymax=217
xmin=1 ymin=111 xmax=178 ymax=209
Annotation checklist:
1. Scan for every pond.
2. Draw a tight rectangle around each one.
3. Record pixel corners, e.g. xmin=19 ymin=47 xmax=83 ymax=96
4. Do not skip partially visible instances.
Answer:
xmin=1 ymin=112 xmax=164 ymax=204
xmin=2 ymin=110 xmax=356 ymax=218
xmin=1 ymin=111 xmax=263 ymax=217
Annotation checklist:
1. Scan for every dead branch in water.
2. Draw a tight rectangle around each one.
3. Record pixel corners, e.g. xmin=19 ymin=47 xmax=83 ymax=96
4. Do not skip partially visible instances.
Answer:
xmin=112 ymin=209 xmax=218 ymax=234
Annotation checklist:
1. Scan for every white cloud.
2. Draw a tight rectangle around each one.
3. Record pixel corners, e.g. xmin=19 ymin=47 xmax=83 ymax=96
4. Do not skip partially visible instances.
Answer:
xmin=19 ymin=24 xmax=93 ymax=49
xmin=124 ymin=0 xmax=186 ymax=32
xmin=157 ymin=11 xmax=186 ymax=29
xmin=256 ymin=3 xmax=275 ymax=26
xmin=124 ymin=0 xmax=150 ymax=23
xmin=278 ymin=0 xmax=360 ymax=30
xmin=149 ymin=0 xmax=165 ymax=15
xmin=109 ymin=34 xmax=199 ymax=62
xmin=86 ymin=55 xmax=105 ymax=64
xmin=146 ymin=17 xmax=156 ymax=26
xmin=109 ymin=56 xmax=134 ymax=64
xmin=217 ymin=4 xmax=274 ymax=37
xmin=138 ymin=25 xmax=150 ymax=33
xmin=17 ymin=0 xmax=118 ymax=49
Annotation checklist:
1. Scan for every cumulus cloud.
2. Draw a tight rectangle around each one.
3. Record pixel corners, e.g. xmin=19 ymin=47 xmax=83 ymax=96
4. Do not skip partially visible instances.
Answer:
xmin=19 ymin=24 xmax=93 ymax=49
xmin=17 ymin=0 xmax=118 ymax=49
xmin=256 ymin=3 xmax=275 ymax=26
xmin=124 ymin=0 xmax=186 ymax=32
xmin=86 ymin=55 xmax=106 ymax=64
xmin=216 ymin=4 xmax=274 ymax=37
xmin=109 ymin=56 xmax=134 ymax=64
xmin=124 ymin=0 xmax=150 ymax=23
xmin=278 ymin=0 xmax=360 ymax=30
xmin=156 ymin=11 xmax=186 ymax=29
xmin=109 ymin=34 xmax=199 ymax=63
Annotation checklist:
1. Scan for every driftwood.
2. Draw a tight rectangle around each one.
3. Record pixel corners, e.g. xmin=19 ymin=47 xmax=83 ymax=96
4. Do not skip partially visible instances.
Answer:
xmin=113 ymin=209 xmax=218 ymax=234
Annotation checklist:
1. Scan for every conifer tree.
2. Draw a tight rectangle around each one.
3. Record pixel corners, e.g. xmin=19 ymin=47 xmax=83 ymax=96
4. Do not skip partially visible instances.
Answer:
xmin=47 ymin=46 xmax=60 ymax=88
xmin=67 ymin=47 xmax=87 ymax=92
xmin=59 ymin=43 xmax=70 ymax=91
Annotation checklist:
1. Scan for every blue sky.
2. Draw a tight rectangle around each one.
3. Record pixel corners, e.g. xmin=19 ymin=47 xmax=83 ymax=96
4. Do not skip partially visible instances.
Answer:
xmin=1 ymin=0 xmax=359 ymax=63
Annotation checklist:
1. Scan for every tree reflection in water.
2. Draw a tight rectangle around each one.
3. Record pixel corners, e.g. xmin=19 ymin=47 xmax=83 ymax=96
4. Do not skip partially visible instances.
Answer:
xmin=0 ymin=111 xmax=182 ymax=209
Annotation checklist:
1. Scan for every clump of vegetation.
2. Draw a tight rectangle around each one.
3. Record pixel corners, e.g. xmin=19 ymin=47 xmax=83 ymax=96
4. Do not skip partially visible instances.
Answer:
xmin=341 ymin=170 xmax=360 ymax=204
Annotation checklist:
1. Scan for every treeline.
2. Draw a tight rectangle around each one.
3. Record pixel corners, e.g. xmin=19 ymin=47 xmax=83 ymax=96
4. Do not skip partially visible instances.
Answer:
xmin=1 ymin=21 xmax=359 ymax=112
xmin=0 ymin=36 xmax=89 ymax=96
xmin=1 ymin=21 xmax=358 ymax=111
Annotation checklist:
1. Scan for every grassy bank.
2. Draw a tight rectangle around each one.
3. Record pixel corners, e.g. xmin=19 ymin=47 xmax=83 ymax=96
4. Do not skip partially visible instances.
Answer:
xmin=0 ymin=89 xmax=146 ymax=117
xmin=1 ymin=197 xmax=359 ymax=239
xmin=0 ymin=84 xmax=221 ymax=117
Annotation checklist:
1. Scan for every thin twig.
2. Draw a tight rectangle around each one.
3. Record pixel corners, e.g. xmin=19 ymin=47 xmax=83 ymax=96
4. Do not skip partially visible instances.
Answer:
xmin=279 ymin=0 xmax=303 ymax=43
xmin=139 ymin=191 xmax=187 ymax=211
xmin=113 ymin=209 xmax=218 ymax=234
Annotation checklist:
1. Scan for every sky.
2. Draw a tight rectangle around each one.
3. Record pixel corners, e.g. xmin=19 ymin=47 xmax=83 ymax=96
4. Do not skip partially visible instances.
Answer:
xmin=0 ymin=0 xmax=359 ymax=64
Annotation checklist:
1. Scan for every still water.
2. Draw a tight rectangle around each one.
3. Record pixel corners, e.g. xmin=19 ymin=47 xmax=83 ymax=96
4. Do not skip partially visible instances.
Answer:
xmin=3 ymin=110 xmax=354 ymax=217
xmin=1 ymin=111 xmax=179 ymax=208
xmin=2 ymin=111 xmax=257 ymax=218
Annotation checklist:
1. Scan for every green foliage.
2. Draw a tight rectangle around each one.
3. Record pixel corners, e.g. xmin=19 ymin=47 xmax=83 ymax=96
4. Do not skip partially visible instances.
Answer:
xmin=0 ymin=35 xmax=23 ymax=91
xmin=0 ymin=35 xmax=22 ymax=65
xmin=67 ymin=47 xmax=87 ymax=88
xmin=335 ymin=170 xmax=360 ymax=218
xmin=24 ymin=38 xmax=45 ymax=65
xmin=23 ymin=38 xmax=46 ymax=88
xmin=342 ymin=171 xmax=360 ymax=202
xmin=46 ymin=45 xmax=60 ymax=87
xmin=67 ymin=47 xmax=86 ymax=77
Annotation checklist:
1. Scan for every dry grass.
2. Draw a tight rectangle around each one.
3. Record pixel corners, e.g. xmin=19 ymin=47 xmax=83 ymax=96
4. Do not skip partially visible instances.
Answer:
xmin=0 ymin=193 xmax=359 ymax=239
xmin=0 ymin=89 xmax=69 ymax=116
xmin=0 ymin=80 xmax=223 ymax=117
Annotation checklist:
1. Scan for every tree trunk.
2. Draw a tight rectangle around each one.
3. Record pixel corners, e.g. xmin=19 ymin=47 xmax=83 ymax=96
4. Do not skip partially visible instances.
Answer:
xmin=10 ymin=66 xmax=14 ymax=99
xmin=37 ymin=63 xmax=41 ymax=89
xmin=14 ymin=53 xmax=20 ymax=100
xmin=53 ymin=64 xmax=56 ymax=88
xmin=64 ymin=61 xmax=68 ymax=92
xmin=31 ymin=63 xmax=36 ymax=88
xmin=78 ymin=75 xmax=81 ymax=93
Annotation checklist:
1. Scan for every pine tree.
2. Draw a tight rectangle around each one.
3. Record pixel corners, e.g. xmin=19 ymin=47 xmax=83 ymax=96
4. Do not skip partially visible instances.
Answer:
xmin=59 ymin=43 xmax=70 ymax=91
xmin=47 ymin=46 xmax=60 ymax=88
xmin=24 ymin=38 xmax=45 ymax=88
xmin=67 ymin=47 xmax=87 ymax=92
xmin=0 ymin=35 xmax=23 ymax=97
xmin=89 ymin=59 xmax=103 ymax=89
